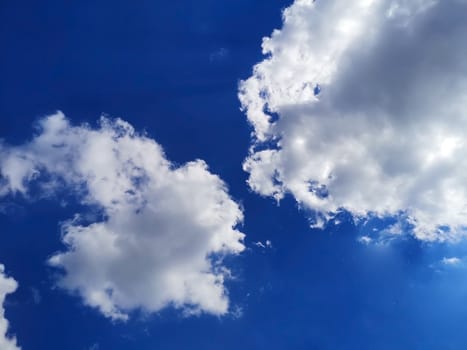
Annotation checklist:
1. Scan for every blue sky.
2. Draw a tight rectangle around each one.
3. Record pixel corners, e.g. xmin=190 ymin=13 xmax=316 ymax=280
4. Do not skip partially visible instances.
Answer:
xmin=2 ymin=0 xmax=467 ymax=349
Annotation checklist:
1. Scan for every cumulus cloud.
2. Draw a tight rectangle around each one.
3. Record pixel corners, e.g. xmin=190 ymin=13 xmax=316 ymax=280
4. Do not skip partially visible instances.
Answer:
xmin=0 ymin=112 xmax=245 ymax=320
xmin=0 ymin=265 xmax=20 ymax=350
xmin=240 ymin=0 xmax=467 ymax=241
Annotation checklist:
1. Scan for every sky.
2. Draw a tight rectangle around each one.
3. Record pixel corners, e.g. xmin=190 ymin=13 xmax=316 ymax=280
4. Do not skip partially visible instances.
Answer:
xmin=1 ymin=0 xmax=467 ymax=349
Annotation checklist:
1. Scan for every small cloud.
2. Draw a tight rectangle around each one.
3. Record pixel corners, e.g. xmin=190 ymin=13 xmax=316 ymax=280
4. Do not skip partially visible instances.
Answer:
xmin=230 ymin=305 xmax=243 ymax=319
xmin=254 ymin=240 xmax=272 ymax=249
xmin=357 ymin=235 xmax=372 ymax=245
xmin=31 ymin=287 xmax=41 ymax=304
xmin=254 ymin=241 xmax=265 ymax=248
xmin=442 ymin=257 xmax=461 ymax=266
xmin=88 ymin=343 xmax=99 ymax=350
xmin=209 ymin=47 xmax=229 ymax=62
xmin=430 ymin=256 xmax=466 ymax=272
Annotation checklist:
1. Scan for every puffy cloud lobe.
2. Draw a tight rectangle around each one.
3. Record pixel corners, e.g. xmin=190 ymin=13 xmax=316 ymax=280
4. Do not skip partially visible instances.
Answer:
xmin=0 ymin=265 xmax=20 ymax=350
xmin=0 ymin=113 xmax=245 ymax=320
xmin=240 ymin=0 xmax=467 ymax=241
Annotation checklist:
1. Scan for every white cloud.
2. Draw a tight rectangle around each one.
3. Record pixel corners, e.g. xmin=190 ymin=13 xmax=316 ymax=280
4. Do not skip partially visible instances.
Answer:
xmin=0 ymin=265 xmax=20 ymax=350
xmin=442 ymin=257 xmax=462 ymax=266
xmin=0 ymin=113 xmax=245 ymax=320
xmin=240 ymin=0 xmax=467 ymax=241
xmin=357 ymin=236 xmax=372 ymax=245
xmin=254 ymin=240 xmax=272 ymax=249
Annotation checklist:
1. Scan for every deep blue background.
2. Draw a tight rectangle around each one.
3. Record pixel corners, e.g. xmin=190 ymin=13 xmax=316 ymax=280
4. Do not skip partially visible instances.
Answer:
xmin=1 ymin=1 xmax=467 ymax=349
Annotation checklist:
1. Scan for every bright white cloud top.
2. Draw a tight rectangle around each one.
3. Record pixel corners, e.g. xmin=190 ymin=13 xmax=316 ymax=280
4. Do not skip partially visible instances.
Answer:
xmin=0 ymin=265 xmax=20 ymax=350
xmin=240 ymin=0 xmax=467 ymax=241
xmin=0 ymin=113 xmax=245 ymax=320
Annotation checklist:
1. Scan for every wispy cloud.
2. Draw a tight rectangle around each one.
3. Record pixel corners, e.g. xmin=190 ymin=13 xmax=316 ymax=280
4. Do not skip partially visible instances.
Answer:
xmin=209 ymin=47 xmax=229 ymax=63
xmin=254 ymin=240 xmax=272 ymax=249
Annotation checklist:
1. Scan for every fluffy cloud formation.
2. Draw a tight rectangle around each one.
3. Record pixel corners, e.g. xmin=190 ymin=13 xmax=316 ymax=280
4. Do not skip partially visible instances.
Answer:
xmin=0 ymin=265 xmax=20 ymax=350
xmin=240 ymin=0 xmax=467 ymax=241
xmin=0 ymin=113 xmax=245 ymax=320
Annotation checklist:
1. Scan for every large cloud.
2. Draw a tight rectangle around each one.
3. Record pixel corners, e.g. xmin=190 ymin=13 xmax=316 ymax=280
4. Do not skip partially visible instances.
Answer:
xmin=0 ymin=265 xmax=20 ymax=350
xmin=0 ymin=113 xmax=245 ymax=320
xmin=239 ymin=0 xmax=467 ymax=241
